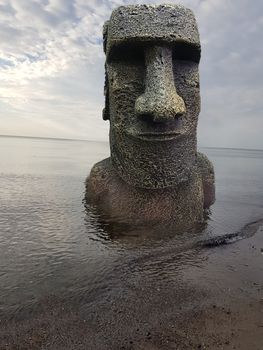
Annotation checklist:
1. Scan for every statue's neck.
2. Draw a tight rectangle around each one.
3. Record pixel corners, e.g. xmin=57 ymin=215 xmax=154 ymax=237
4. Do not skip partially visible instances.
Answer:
xmin=110 ymin=134 xmax=197 ymax=189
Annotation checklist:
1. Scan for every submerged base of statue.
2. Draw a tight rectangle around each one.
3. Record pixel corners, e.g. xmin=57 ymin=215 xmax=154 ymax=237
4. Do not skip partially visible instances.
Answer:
xmin=86 ymin=152 xmax=215 ymax=231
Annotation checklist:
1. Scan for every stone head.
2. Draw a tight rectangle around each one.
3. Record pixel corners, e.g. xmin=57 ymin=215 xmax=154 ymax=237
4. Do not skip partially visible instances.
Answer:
xmin=103 ymin=4 xmax=201 ymax=189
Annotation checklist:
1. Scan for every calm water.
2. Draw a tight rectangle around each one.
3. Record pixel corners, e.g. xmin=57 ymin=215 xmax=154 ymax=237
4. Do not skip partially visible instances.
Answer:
xmin=0 ymin=136 xmax=263 ymax=317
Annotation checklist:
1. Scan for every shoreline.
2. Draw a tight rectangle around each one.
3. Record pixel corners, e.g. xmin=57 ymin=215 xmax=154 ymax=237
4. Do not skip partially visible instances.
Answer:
xmin=1 ymin=221 xmax=263 ymax=349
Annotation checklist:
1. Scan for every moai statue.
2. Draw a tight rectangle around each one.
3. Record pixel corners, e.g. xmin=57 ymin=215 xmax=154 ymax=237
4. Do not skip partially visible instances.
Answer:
xmin=86 ymin=4 xmax=215 ymax=229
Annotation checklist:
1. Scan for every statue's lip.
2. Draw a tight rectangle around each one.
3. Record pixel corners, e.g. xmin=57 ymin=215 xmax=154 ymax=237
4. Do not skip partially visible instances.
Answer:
xmin=126 ymin=130 xmax=182 ymax=141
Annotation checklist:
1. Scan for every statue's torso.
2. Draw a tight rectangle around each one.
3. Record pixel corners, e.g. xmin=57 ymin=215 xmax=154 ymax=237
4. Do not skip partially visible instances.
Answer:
xmin=86 ymin=153 xmax=214 ymax=230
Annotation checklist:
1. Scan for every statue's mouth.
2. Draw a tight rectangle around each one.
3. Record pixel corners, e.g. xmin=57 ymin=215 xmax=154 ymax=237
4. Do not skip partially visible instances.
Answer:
xmin=126 ymin=117 xmax=184 ymax=142
xmin=127 ymin=131 xmax=182 ymax=141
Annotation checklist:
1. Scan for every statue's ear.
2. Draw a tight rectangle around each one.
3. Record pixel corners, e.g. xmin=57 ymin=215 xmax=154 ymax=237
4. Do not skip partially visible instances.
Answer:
xmin=103 ymin=21 xmax=109 ymax=54
xmin=102 ymin=108 xmax=109 ymax=121
xmin=102 ymin=21 xmax=110 ymax=121
xmin=102 ymin=65 xmax=110 ymax=121
xmin=102 ymin=21 xmax=110 ymax=120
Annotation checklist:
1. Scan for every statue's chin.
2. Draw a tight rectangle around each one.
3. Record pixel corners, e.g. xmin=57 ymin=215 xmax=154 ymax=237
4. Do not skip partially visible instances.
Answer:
xmin=110 ymin=129 xmax=197 ymax=190
xmin=112 ymin=158 xmax=195 ymax=189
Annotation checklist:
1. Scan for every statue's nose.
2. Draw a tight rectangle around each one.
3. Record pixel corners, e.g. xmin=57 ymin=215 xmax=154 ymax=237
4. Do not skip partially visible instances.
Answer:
xmin=135 ymin=46 xmax=186 ymax=122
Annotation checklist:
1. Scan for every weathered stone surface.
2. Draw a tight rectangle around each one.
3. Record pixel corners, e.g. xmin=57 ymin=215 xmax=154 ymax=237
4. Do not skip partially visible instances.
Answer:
xmin=86 ymin=4 xmax=215 ymax=228
xmin=104 ymin=5 xmax=200 ymax=57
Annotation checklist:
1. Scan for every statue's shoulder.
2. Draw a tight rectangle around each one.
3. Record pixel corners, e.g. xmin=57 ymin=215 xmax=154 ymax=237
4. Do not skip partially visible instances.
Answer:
xmin=197 ymin=152 xmax=214 ymax=176
xmin=85 ymin=158 xmax=112 ymax=201
xmin=89 ymin=157 xmax=111 ymax=177
xmin=197 ymin=152 xmax=215 ymax=208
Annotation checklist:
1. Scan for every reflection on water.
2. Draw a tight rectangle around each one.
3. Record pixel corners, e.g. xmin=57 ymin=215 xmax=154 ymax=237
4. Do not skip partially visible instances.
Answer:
xmin=0 ymin=136 xmax=263 ymax=318
xmin=85 ymin=201 xmax=208 ymax=243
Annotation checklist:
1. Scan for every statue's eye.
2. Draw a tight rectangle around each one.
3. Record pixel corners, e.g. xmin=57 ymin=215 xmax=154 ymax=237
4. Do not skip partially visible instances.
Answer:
xmin=108 ymin=45 xmax=145 ymax=65
xmin=172 ymin=43 xmax=200 ymax=63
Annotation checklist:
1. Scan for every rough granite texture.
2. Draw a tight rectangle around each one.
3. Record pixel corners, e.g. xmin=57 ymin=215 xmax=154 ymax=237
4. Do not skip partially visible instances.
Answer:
xmin=104 ymin=4 xmax=200 ymax=56
xmin=86 ymin=4 xmax=215 ymax=227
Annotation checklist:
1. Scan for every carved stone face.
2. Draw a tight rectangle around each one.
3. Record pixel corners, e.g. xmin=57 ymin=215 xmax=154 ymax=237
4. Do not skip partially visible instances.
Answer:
xmin=104 ymin=5 xmax=201 ymax=189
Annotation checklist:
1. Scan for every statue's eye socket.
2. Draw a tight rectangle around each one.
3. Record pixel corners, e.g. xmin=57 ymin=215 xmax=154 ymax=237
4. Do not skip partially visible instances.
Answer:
xmin=172 ymin=43 xmax=200 ymax=63
xmin=108 ymin=45 xmax=145 ymax=65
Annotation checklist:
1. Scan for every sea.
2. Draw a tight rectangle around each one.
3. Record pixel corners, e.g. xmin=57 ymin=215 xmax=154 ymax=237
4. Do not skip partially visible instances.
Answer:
xmin=0 ymin=135 xmax=263 ymax=319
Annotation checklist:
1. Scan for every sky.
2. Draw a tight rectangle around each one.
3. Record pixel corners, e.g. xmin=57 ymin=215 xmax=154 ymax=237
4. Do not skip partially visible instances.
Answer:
xmin=0 ymin=0 xmax=262 ymax=149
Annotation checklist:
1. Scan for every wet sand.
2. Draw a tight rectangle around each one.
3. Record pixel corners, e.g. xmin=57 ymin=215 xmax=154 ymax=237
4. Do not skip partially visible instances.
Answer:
xmin=1 ymin=221 xmax=262 ymax=350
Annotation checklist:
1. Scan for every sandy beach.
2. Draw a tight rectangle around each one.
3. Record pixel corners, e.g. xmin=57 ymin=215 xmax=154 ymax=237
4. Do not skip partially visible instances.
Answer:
xmin=1 ymin=220 xmax=262 ymax=350
xmin=1 ymin=137 xmax=262 ymax=350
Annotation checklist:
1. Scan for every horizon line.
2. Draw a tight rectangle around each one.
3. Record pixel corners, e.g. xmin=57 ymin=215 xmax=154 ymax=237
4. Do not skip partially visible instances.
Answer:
xmin=0 ymin=134 xmax=262 ymax=152
xmin=0 ymin=134 xmax=108 ymax=143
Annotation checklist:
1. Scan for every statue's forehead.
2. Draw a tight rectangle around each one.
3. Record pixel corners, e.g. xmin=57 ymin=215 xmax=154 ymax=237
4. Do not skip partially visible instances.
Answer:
xmin=105 ymin=5 xmax=200 ymax=54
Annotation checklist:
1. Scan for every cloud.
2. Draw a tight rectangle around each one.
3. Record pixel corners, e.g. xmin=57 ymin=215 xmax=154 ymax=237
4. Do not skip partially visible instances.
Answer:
xmin=0 ymin=0 xmax=262 ymax=148
xmin=195 ymin=0 xmax=263 ymax=148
